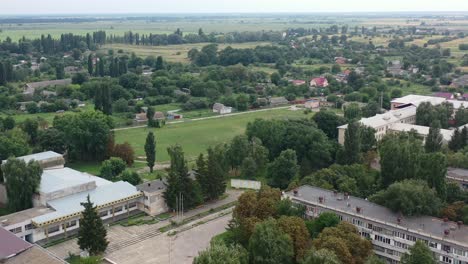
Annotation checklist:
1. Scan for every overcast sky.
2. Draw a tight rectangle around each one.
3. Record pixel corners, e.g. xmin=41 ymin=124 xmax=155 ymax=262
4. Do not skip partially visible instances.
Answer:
xmin=1 ymin=0 xmax=468 ymax=15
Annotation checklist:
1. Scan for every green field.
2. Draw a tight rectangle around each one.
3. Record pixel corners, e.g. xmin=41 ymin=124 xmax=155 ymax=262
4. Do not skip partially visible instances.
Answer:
xmin=115 ymin=107 xmax=309 ymax=162
xmin=99 ymin=42 xmax=273 ymax=62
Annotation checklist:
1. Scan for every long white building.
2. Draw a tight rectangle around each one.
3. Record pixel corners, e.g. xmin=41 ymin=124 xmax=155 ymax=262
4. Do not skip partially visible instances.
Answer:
xmin=338 ymin=95 xmax=468 ymax=145
xmin=285 ymin=185 xmax=468 ymax=264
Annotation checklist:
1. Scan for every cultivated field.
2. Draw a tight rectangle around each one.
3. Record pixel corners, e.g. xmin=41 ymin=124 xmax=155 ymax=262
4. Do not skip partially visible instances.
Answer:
xmin=114 ymin=107 xmax=308 ymax=162
xmin=99 ymin=42 xmax=273 ymax=62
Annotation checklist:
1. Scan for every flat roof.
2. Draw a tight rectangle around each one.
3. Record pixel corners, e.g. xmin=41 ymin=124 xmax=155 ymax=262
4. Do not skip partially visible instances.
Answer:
xmin=32 ymin=181 xmax=141 ymax=225
xmin=136 ymin=179 xmax=166 ymax=193
xmin=0 ymin=227 xmax=32 ymax=259
xmin=0 ymin=207 xmax=53 ymax=226
xmin=447 ymin=168 xmax=468 ymax=181
xmin=338 ymin=106 xmax=416 ymax=129
xmin=391 ymin=95 xmax=446 ymax=107
xmin=390 ymin=123 xmax=454 ymax=142
xmin=3 ymin=151 xmax=63 ymax=164
xmin=40 ymin=168 xmax=111 ymax=194
xmin=287 ymin=185 xmax=468 ymax=246
xmin=4 ymin=245 xmax=66 ymax=264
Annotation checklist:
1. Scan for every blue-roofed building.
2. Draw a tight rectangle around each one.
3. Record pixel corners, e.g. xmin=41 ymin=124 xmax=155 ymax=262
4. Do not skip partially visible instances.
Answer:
xmin=0 ymin=152 xmax=144 ymax=243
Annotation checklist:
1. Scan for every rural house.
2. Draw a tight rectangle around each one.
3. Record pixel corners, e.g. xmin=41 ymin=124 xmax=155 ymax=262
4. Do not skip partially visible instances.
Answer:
xmin=212 ymin=103 xmax=233 ymax=114
xmin=310 ymin=77 xmax=329 ymax=88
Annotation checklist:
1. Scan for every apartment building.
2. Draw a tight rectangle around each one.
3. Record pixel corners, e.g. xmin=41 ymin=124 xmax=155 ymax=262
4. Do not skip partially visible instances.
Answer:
xmin=285 ymin=185 xmax=468 ymax=264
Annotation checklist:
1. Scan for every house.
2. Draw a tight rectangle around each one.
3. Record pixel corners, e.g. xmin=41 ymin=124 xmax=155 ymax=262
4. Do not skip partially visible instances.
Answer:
xmin=134 ymin=111 xmax=165 ymax=123
xmin=289 ymin=80 xmax=306 ymax=86
xmin=0 ymin=227 xmax=65 ymax=264
xmin=64 ymin=66 xmax=83 ymax=75
xmin=23 ymin=79 xmax=72 ymax=96
xmin=167 ymin=111 xmax=183 ymax=120
xmin=304 ymin=99 xmax=320 ymax=109
xmin=462 ymin=93 xmax=468 ymax=101
xmin=433 ymin=92 xmax=454 ymax=100
xmin=310 ymin=77 xmax=329 ymax=88
xmin=212 ymin=103 xmax=232 ymax=114
xmin=334 ymin=57 xmax=348 ymax=65
xmin=446 ymin=168 xmax=468 ymax=190
xmin=269 ymin=97 xmax=289 ymax=106
xmin=136 ymin=180 xmax=168 ymax=216
xmin=451 ymin=75 xmax=468 ymax=88
xmin=319 ymin=101 xmax=336 ymax=108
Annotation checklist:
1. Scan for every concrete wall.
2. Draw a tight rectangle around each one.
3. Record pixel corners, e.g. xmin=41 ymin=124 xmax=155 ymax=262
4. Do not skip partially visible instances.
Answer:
xmin=231 ymin=179 xmax=261 ymax=190
xmin=0 ymin=184 xmax=8 ymax=205
xmin=140 ymin=191 xmax=167 ymax=216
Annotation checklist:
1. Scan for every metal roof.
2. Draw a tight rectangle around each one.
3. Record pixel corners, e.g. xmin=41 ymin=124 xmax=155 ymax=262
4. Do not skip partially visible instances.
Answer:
xmin=39 ymin=168 xmax=111 ymax=194
xmin=0 ymin=227 xmax=32 ymax=259
xmin=3 ymin=151 xmax=63 ymax=164
xmin=32 ymin=181 xmax=141 ymax=225
xmin=338 ymin=106 xmax=416 ymax=129
xmin=287 ymin=185 xmax=468 ymax=246
xmin=389 ymin=123 xmax=454 ymax=142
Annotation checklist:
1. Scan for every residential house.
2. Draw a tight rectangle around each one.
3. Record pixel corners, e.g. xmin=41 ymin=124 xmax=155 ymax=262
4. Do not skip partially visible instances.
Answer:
xmin=451 ymin=75 xmax=468 ymax=88
xmin=134 ymin=111 xmax=165 ymax=123
xmin=433 ymin=92 xmax=455 ymax=100
xmin=136 ymin=180 xmax=168 ymax=216
xmin=269 ymin=97 xmax=289 ymax=106
xmin=64 ymin=66 xmax=83 ymax=75
xmin=334 ymin=57 xmax=348 ymax=65
xmin=23 ymin=79 xmax=72 ymax=96
xmin=304 ymin=99 xmax=320 ymax=109
xmin=167 ymin=111 xmax=183 ymax=120
xmin=310 ymin=77 xmax=329 ymax=88
xmin=212 ymin=103 xmax=233 ymax=114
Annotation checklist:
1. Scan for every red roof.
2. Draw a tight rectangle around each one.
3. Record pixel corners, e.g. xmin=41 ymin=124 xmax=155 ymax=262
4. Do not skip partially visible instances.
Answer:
xmin=0 ymin=227 xmax=32 ymax=259
xmin=311 ymin=77 xmax=328 ymax=87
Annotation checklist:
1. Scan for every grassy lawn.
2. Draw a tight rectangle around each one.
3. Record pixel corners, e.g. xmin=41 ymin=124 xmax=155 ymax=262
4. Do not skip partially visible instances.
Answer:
xmin=115 ymin=107 xmax=308 ymax=162
xmin=67 ymin=160 xmax=146 ymax=176
xmin=99 ymin=42 xmax=273 ymax=63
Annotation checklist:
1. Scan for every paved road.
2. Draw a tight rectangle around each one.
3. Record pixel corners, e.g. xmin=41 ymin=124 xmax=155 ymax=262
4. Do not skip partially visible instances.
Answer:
xmin=112 ymin=106 xmax=291 ymax=132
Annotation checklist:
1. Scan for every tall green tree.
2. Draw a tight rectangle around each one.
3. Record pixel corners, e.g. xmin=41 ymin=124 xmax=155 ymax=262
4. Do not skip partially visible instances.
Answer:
xmin=204 ymin=146 xmax=228 ymax=201
xmin=313 ymin=110 xmax=346 ymax=140
xmin=55 ymin=63 xmax=65 ymax=79
xmin=400 ymin=240 xmax=436 ymax=264
xmin=194 ymin=240 xmax=248 ymax=264
xmin=21 ymin=118 xmax=39 ymax=144
xmin=344 ymin=103 xmax=362 ymax=121
xmin=342 ymin=121 xmax=361 ymax=165
xmin=146 ymin=107 xmax=155 ymax=127
xmin=0 ymin=62 xmax=6 ymax=85
xmin=99 ymin=157 xmax=126 ymax=181
xmin=77 ymin=195 xmax=109 ymax=256
xmin=249 ymin=219 xmax=294 ymax=264
xmin=155 ymin=56 xmax=164 ymax=70
xmin=425 ymin=120 xmax=442 ymax=153
xmin=419 ymin=152 xmax=447 ymax=199
xmin=144 ymin=132 xmax=156 ymax=172
xmin=267 ymin=149 xmax=299 ymax=189
xmin=301 ymin=249 xmax=340 ymax=264
xmin=2 ymin=158 xmax=42 ymax=212
xmin=87 ymin=54 xmax=94 ymax=75
xmin=94 ymin=81 xmax=112 ymax=115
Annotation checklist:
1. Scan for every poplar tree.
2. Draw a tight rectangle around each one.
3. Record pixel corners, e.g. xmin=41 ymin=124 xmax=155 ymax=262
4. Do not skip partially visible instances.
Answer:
xmin=144 ymin=132 xmax=156 ymax=173
xmin=78 ymin=195 xmax=109 ymax=256
xmin=87 ymin=54 xmax=93 ymax=75
xmin=425 ymin=121 xmax=442 ymax=153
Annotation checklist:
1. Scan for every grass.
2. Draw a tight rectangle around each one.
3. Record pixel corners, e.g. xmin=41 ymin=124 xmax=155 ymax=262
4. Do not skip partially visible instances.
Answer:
xmin=115 ymin=107 xmax=308 ymax=162
xmin=99 ymin=42 xmax=272 ymax=63
xmin=67 ymin=160 xmax=146 ymax=176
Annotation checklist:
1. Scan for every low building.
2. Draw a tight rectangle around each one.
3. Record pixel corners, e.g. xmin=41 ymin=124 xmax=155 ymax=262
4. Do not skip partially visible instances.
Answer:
xmin=304 ymin=99 xmax=320 ymax=109
xmin=451 ymin=75 xmax=468 ymax=88
xmin=289 ymin=80 xmax=306 ymax=86
xmin=212 ymin=103 xmax=233 ymax=115
xmin=285 ymin=185 xmax=468 ymax=264
xmin=335 ymin=57 xmax=348 ymax=64
xmin=136 ymin=180 xmax=168 ymax=216
xmin=310 ymin=77 xmax=329 ymax=88
xmin=269 ymin=97 xmax=289 ymax=106
xmin=23 ymin=79 xmax=72 ymax=96
xmin=447 ymin=168 xmax=468 ymax=190
xmin=134 ymin=111 xmax=165 ymax=123
xmin=433 ymin=92 xmax=455 ymax=100
xmin=390 ymin=94 xmax=446 ymax=110
xmin=0 ymin=227 xmax=65 ymax=264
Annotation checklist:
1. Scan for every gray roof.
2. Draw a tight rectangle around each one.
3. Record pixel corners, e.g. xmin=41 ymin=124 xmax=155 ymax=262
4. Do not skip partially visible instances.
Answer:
xmin=0 ymin=227 xmax=31 ymax=259
xmin=5 ymin=151 xmax=63 ymax=164
xmin=25 ymin=79 xmax=72 ymax=90
xmin=447 ymin=168 xmax=468 ymax=181
xmin=4 ymin=245 xmax=66 ymax=264
xmin=0 ymin=207 xmax=53 ymax=227
xmin=287 ymin=185 xmax=468 ymax=246
xmin=32 ymin=181 xmax=141 ymax=225
xmin=137 ymin=179 xmax=166 ymax=193
xmin=39 ymin=168 xmax=110 ymax=194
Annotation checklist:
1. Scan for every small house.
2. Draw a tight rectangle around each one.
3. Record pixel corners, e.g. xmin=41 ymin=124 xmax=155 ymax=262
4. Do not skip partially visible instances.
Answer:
xmin=433 ymin=92 xmax=454 ymax=100
xmin=310 ymin=77 xmax=329 ymax=88
xmin=136 ymin=180 xmax=168 ymax=216
xmin=167 ymin=111 xmax=183 ymax=120
xmin=304 ymin=99 xmax=320 ymax=109
xmin=334 ymin=57 xmax=348 ymax=65
xmin=213 ymin=103 xmax=232 ymax=114
xmin=269 ymin=97 xmax=289 ymax=106
xmin=289 ymin=80 xmax=306 ymax=86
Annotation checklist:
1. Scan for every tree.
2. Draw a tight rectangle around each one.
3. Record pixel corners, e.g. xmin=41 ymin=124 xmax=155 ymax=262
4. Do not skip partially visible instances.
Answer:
xmin=37 ymin=128 xmax=66 ymax=153
xmin=53 ymin=111 xmax=113 ymax=161
xmin=94 ymin=81 xmax=112 ymax=115
xmin=87 ymin=54 xmax=94 ymax=75
xmin=313 ymin=110 xmax=346 ymax=140
xmin=21 ymin=118 xmax=39 ymax=144
xmin=227 ymin=135 xmax=250 ymax=172
xmin=78 ymin=195 xmax=109 ymax=255
xmin=194 ymin=240 xmax=248 ymax=264
xmin=241 ymin=157 xmax=257 ymax=179
xmin=249 ymin=219 xmax=294 ymax=264
xmin=305 ymin=212 xmax=340 ymax=238
xmin=370 ymin=179 xmax=442 ymax=216
xmin=164 ymin=145 xmax=202 ymax=210
xmin=72 ymin=72 xmax=89 ymax=85
xmin=146 ymin=107 xmax=155 ymax=127
xmin=155 ymin=56 xmax=164 ymax=70
xmin=278 ymin=216 xmax=310 ymax=262
xmin=55 ymin=63 xmax=65 ymax=79
xmin=267 ymin=149 xmax=299 ymax=189
xmin=2 ymin=158 xmax=42 ymax=212
xmin=344 ymin=103 xmax=362 ymax=121
xmin=270 ymin=72 xmax=281 ymax=85
xmin=119 ymin=169 xmax=142 ymax=185
xmin=425 ymin=121 xmax=443 ymax=153
xmin=419 ymin=152 xmax=447 ymax=199
xmin=313 ymin=222 xmax=373 ymax=264
xmin=301 ymin=249 xmax=340 ymax=264
xmin=3 ymin=116 xmax=15 ymax=130
xmin=342 ymin=121 xmax=361 ymax=165
xmin=144 ymin=132 xmax=156 ymax=172
xmin=401 ymin=240 xmax=436 ymax=264
xmin=99 ymin=157 xmax=126 ymax=181
xmin=111 ymin=142 xmax=135 ymax=166
xmin=204 ymin=146 xmax=228 ymax=201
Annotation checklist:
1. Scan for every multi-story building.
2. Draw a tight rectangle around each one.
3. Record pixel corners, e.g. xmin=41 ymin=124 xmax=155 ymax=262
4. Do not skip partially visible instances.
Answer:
xmin=447 ymin=168 xmax=468 ymax=190
xmin=0 ymin=152 xmax=143 ymax=243
xmin=285 ymin=185 xmax=468 ymax=264
xmin=338 ymin=94 xmax=468 ymax=145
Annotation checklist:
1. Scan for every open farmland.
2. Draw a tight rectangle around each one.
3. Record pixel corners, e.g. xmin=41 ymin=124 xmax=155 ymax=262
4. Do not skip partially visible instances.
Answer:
xmin=114 ymin=107 xmax=308 ymax=162
xmin=99 ymin=42 xmax=273 ymax=62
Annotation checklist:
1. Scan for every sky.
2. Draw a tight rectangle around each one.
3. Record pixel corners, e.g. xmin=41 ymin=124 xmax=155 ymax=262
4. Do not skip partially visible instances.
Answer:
xmin=1 ymin=0 xmax=468 ymax=15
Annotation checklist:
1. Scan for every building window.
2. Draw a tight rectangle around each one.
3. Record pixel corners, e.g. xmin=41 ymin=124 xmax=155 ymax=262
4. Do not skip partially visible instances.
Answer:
xmin=66 ymin=220 xmax=77 ymax=228
xmin=395 ymin=241 xmax=409 ymax=250
xmin=47 ymin=225 xmax=60 ymax=234
xmin=406 ymin=234 xmax=417 ymax=242
xmin=114 ymin=206 xmax=123 ymax=213
xmin=429 ymin=241 xmax=438 ymax=249
xmin=9 ymin=227 xmax=22 ymax=234
xmin=443 ymin=245 xmax=451 ymax=253
xmin=442 ymin=256 xmax=452 ymax=263
xmin=374 ymin=235 xmax=391 ymax=244
xmin=99 ymin=210 xmax=109 ymax=217
xmin=25 ymin=224 xmax=33 ymax=231
xmin=129 ymin=202 xmax=137 ymax=208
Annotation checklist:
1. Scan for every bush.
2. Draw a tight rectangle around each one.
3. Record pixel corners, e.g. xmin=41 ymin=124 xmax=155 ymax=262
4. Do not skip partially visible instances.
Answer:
xmin=119 ymin=169 xmax=142 ymax=185
xmin=100 ymin=157 xmax=126 ymax=181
